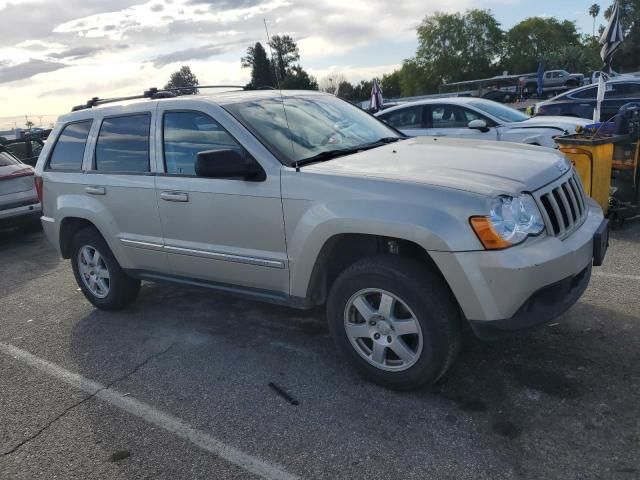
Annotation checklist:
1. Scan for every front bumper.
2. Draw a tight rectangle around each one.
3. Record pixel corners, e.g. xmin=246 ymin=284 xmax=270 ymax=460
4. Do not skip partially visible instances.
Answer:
xmin=430 ymin=198 xmax=604 ymax=337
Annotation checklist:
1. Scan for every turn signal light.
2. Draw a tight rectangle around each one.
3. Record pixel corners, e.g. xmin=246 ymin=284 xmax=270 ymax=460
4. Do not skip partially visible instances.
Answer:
xmin=469 ymin=217 xmax=512 ymax=250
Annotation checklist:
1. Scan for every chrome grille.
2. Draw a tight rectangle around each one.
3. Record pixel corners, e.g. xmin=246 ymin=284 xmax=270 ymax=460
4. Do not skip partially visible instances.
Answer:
xmin=535 ymin=172 xmax=587 ymax=238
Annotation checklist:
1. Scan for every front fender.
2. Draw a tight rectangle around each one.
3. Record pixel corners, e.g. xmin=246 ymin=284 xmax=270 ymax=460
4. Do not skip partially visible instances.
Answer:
xmin=283 ymin=197 xmax=484 ymax=299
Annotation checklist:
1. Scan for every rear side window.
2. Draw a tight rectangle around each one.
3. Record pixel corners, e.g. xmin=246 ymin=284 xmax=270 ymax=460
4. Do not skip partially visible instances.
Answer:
xmin=95 ymin=114 xmax=151 ymax=173
xmin=48 ymin=120 xmax=92 ymax=170
xmin=379 ymin=106 xmax=424 ymax=129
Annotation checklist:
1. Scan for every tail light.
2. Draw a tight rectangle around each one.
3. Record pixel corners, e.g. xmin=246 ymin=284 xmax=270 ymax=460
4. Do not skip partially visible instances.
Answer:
xmin=35 ymin=176 xmax=44 ymax=203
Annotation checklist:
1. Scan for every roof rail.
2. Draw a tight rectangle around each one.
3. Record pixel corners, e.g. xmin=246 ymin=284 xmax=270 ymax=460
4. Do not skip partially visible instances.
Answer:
xmin=71 ymin=84 xmax=260 ymax=112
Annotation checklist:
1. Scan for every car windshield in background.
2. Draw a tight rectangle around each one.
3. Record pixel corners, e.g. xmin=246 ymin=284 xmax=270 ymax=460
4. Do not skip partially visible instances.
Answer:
xmin=469 ymin=101 xmax=530 ymax=123
xmin=224 ymin=95 xmax=401 ymax=166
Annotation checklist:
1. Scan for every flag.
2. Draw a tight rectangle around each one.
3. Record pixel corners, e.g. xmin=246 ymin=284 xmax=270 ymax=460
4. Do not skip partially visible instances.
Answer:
xmin=594 ymin=0 xmax=625 ymax=121
xmin=369 ymin=79 xmax=384 ymax=112
xmin=600 ymin=0 xmax=625 ymax=71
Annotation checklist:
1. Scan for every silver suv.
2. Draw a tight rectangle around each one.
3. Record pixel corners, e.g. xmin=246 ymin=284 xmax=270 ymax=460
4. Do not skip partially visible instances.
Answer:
xmin=35 ymin=89 xmax=608 ymax=390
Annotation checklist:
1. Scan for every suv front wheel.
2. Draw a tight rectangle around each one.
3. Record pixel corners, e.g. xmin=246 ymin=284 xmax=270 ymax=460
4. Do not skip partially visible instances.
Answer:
xmin=70 ymin=227 xmax=141 ymax=311
xmin=327 ymin=255 xmax=461 ymax=390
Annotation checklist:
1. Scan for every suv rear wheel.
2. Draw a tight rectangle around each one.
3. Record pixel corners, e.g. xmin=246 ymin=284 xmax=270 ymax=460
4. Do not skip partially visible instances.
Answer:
xmin=70 ymin=227 xmax=140 ymax=310
xmin=327 ymin=255 xmax=461 ymax=390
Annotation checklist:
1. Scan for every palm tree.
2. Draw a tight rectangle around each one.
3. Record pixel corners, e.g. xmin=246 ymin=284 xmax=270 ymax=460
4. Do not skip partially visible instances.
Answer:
xmin=589 ymin=4 xmax=601 ymax=37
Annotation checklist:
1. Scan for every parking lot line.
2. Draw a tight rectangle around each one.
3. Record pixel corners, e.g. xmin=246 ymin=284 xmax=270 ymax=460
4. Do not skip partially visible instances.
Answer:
xmin=0 ymin=342 xmax=299 ymax=480
xmin=593 ymin=271 xmax=640 ymax=281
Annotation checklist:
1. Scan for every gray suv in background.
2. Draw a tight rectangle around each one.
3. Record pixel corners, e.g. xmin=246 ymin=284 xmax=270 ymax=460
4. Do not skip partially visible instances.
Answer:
xmin=35 ymin=90 xmax=608 ymax=390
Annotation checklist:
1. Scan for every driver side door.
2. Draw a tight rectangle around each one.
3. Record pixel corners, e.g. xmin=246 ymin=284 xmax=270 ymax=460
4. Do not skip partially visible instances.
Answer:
xmin=154 ymin=107 xmax=289 ymax=296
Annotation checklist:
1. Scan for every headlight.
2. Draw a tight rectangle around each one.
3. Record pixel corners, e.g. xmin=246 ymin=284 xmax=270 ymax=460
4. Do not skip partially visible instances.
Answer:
xmin=470 ymin=194 xmax=545 ymax=250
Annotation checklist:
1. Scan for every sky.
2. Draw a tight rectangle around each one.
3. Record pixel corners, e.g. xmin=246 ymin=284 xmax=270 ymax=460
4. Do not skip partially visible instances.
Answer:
xmin=0 ymin=0 xmax=608 ymax=124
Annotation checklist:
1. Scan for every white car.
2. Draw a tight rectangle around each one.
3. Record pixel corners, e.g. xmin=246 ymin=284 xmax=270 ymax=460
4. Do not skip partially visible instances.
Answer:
xmin=376 ymin=98 xmax=590 ymax=149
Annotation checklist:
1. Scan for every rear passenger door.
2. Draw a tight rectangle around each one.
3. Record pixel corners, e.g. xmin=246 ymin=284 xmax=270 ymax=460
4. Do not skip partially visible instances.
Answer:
xmin=84 ymin=110 xmax=168 ymax=273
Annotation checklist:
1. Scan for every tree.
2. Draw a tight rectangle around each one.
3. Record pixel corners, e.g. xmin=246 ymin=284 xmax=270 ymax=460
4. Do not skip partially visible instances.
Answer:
xmin=25 ymin=119 xmax=34 ymax=129
xmin=589 ymin=4 xmax=601 ymax=37
xmin=381 ymin=71 xmax=401 ymax=99
xmin=502 ymin=17 xmax=580 ymax=74
xmin=319 ymin=74 xmax=348 ymax=95
xmin=415 ymin=10 xmax=503 ymax=86
xmin=241 ymin=42 xmax=274 ymax=88
xmin=164 ymin=65 xmax=199 ymax=94
xmin=279 ymin=65 xmax=318 ymax=90
xmin=268 ymin=35 xmax=300 ymax=82
xmin=336 ymin=81 xmax=356 ymax=102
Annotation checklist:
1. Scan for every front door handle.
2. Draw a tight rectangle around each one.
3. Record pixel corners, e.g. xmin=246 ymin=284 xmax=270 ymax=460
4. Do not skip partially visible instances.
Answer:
xmin=160 ymin=191 xmax=189 ymax=202
xmin=85 ymin=186 xmax=105 ymax=195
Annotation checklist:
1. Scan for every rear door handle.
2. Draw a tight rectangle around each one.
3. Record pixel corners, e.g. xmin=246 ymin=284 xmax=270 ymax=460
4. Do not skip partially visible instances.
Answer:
xmin=85 ymin=186 xmax=105 ymax=195
xmin=160 ymin=191 xmax=189 ymax=202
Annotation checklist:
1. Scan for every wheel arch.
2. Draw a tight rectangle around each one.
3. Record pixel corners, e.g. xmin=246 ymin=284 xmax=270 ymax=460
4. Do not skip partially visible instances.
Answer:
xmin=304 ymin=233 xmax=453 ymax=307
xmin=59 ymin=217 xmax=103 ymax=259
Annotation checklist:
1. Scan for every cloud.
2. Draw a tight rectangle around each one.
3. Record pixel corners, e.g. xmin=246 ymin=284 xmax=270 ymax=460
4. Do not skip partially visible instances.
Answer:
xmin=50 ymin=46 xmax=104 ymax=60
xmin=0 ymin=59 xmax=67 ymax=84
xmin=151 ymin=42 xmax=244 ymax=67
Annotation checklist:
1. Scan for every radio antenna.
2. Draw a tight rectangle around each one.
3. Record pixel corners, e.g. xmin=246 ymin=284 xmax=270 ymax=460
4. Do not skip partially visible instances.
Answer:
xmin=263 ymin=18 xmax=298 ymax=170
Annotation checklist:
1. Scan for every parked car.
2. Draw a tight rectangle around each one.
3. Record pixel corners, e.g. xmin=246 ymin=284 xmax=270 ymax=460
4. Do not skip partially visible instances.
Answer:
xmin=536 ymin=79 xmax=640 ymax=121
xmin=481 ymin=89 xmax=515 ymax=104
xmin=36 ymin=90 xmax=607 ymax=390
xmin=375 ymin=98 xmax=589 ymax=148
xmin=520 ymin=70 xmax=585 ymax=96
xmin=1 ymin=137 xmax=45 ymax=166
xmin=0 ymin=146 xmax=41 ymax=231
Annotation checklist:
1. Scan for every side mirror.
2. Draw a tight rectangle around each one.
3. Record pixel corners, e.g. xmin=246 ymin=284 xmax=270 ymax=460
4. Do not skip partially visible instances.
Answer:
xmin=195 ymin=149 xmax=265 ymax=181
xmin=468 ymin=119 xmax=490 ymax=133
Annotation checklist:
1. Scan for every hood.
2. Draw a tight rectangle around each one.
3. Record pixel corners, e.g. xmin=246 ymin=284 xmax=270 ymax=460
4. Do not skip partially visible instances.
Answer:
xmin=303 ymin=137 xmax=570 ymax=197
xmin=505 ymin=115 xmax=590 ymax=132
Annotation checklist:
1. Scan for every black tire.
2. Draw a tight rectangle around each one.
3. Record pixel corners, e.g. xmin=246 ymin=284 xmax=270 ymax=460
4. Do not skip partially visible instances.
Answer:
xmin=70 ymin=227 xmax=140 ymax=311
xmin=327 ymin=255 xmax=461 ymax=390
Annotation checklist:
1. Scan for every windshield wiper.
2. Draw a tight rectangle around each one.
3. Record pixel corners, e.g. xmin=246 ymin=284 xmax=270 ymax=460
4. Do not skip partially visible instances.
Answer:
xmin=295 ymin=137 xmax=403 ymax=167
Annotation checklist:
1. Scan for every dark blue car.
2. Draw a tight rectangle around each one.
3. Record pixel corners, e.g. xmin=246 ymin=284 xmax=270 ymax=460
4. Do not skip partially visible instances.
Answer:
xmin=536 ymin=79 xmax=640 ymax=122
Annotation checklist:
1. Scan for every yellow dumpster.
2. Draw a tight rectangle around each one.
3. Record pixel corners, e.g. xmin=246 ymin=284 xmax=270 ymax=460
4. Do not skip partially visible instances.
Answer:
xmin=554 ymin=134 xmax=629 ymax=214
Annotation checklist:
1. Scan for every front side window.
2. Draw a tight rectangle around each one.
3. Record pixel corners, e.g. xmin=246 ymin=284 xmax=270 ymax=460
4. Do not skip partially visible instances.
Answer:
xmin=95 ymin=114 xmax=150 ymax=173
xmin=379 ymin=106 xmax=424 ymax=129
xmin=223 ymin=95 xmax=400 ymax=165
xmin=48 ymin=120 xmax=92 ymax=170
xmin=163 ymin=111 xmax=243 ymax=175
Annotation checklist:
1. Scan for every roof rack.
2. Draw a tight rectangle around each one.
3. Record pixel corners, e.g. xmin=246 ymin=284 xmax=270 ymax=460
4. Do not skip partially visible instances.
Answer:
xmin=71 ymin=84 xmax=271 ymax=112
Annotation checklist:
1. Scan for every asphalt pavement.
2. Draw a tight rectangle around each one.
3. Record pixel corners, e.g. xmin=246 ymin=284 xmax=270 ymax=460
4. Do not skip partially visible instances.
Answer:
xmin=0 ymin=223 xmax=639 ymax=479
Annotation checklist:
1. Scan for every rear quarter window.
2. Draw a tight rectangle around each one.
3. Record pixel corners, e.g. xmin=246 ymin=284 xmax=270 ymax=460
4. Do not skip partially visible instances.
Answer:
xmin=48 ymin=120 xmax=93 ymax=170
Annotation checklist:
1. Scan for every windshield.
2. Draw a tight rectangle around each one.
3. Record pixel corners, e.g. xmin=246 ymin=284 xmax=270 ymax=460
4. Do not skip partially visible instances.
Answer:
xmin=469 ymin=101 xmax=530 ymax=123
xmin=223 ymin=94 xmax=401 ymax=165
